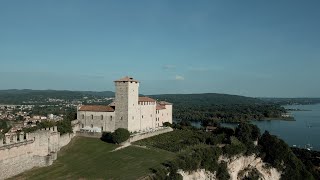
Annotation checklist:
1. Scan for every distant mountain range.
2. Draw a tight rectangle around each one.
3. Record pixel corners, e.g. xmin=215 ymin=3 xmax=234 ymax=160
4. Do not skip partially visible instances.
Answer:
xmin=259 ymin=97 xmax=320 ymax=105
xmin=150 ymin=93 xmax=264 ymax=105
xmin=0 ymin=89 xmax=319 ymax=105
xmin=0 ymin=89 xmax=114 ymax=104
xmin=0 ymin=89 xmax=263 ymax=105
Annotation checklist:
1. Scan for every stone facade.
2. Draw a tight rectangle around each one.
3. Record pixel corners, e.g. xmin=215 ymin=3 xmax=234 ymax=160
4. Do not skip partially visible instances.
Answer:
xmin=77 ymin=111 xmax=115 ymax=132
xmin=0 ymin=126 xmax=75 ymax=180
xmin=77 ymin=77 xmax=173 ymax=133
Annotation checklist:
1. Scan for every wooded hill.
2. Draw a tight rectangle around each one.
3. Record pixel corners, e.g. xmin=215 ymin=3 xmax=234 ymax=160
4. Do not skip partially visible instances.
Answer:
xmin=0 ymin=89 xmax=114 ymax=104
xmin=0 ymin=90 xmax=288 ymax=123
xmin=150 ymin=93 xmax=286 ymax=123
xmin=260 ymin=97 xmax=320 ymax=105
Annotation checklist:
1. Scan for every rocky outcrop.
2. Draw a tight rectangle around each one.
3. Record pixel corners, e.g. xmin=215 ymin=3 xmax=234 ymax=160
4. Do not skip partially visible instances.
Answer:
xmin=178 ymin=169 xmax=216 ymax=180
xmin=220 ymin=155 xmax=281 ymax=180
xmin=178 ymin=155 xmax=281 ymax=180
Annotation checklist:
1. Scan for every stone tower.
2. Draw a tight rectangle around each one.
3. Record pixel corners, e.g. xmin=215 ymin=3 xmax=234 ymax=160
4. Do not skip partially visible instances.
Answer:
xmin=114 ymin=76 xmax=140 ymax=132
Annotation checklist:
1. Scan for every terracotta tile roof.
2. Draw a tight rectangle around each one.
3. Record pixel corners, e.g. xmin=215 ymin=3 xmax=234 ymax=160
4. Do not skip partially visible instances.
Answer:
xmin=79 ymin=105 xmax=115 ymax=112
xmin=159 ymin=101 xmax=173 ymax=105
xmin=114 ymin=76 xmax=139 ymax=83
xmin=156 ymin=104 xmax=166 ymax=110
xmin=139 ymin=97 xmax=156 ymax=102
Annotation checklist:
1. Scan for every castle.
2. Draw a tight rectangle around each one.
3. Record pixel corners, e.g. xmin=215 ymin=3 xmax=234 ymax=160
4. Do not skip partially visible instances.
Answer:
xmin=0 ymin=76 xmax=173 ymax=180
xmin=77 ymin=76 xmax=173 ymax=133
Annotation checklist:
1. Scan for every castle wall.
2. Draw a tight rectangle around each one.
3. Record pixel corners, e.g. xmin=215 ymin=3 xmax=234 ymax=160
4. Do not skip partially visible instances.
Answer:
xmin=115 ymin=82 xmax=129 ymax=130
xmin=128 ymin=127 xmax=173 ymax=143
xmin=156 ymin=104 xmax=173 ymax=127
xmin=138 ymin=103 xmax=156 ymax=131
xmin=127 ymin=82 xmax=140 ymax=132
xmin=165 ymin=104 xmax=173 ymax=124
xmin=78 ymin=111 xmax=115 ymax=132
xmin=59 ymin=133 xmax=75 ymax=149
xmin=0 ymin=126 xmax=75 ymax=180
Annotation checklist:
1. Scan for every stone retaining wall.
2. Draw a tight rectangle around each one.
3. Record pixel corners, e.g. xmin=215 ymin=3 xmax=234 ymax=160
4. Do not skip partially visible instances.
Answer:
xmin=129 ymin=127 xmax=173 ymax=143
xmin=76 ymin=131 xmax=102 ymax=138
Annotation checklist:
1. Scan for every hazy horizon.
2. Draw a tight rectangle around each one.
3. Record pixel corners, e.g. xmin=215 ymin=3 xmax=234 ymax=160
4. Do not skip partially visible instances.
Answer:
xmin=1 ymin=1 xmax=319 ymax=97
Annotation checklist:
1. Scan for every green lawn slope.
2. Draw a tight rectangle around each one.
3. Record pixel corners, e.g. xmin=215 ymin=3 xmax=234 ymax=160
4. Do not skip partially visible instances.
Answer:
xmin=11 ymin=137 xmax=174 ymax=180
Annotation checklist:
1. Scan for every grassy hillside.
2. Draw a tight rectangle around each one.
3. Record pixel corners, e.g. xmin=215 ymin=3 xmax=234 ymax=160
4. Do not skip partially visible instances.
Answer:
xmin=12 ymin=137 xmax=174 ymax=180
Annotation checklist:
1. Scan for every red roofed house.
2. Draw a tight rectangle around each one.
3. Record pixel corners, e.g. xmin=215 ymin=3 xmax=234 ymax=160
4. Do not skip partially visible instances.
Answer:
xmin=77 ymin=76 xmax=172 ymax=132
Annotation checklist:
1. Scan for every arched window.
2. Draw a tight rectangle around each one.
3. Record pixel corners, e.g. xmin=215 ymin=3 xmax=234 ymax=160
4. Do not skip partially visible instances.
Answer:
xmin=81 ymin=114 xmax=84 ymax=119
xmin=101 ymin=115 xmax=103 ymax=120
xmin=91 ymin=124 xmax=93 ymax=128
xmin=101 ymin=126 xmax=103 ymax=131
xmin=82 ymin=124 xmax=84 ymax=128
xmin=91 ymin=115 xmax=94 ymax=119
xmin=110 ymin=116 xmax=113 ymax=121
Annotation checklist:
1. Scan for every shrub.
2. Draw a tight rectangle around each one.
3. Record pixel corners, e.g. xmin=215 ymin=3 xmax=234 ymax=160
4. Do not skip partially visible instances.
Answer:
xmin=111 ymin=128 xmax=130 ymax=144
xmin=217 ymin=161 xmax=230 ymax=180
xmin=101 ymin=132 xmax=113 ymax=143
xmin=163 ymin=122 xmax=172 ymax=127
xmin=223 ymin=136 xmax=247 ymax=157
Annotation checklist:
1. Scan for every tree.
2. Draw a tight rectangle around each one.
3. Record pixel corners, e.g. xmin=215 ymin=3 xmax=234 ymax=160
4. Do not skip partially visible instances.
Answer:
xmin=57 ymin=120 xmax=73 ymax=135
xmin=112 ymin=128 xmax=130 ymax=144
xmin=235 ymin=123 xmax=260 ymax=146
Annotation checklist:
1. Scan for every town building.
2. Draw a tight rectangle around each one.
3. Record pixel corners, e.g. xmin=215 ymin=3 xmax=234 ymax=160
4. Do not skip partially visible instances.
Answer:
xmin=77 ymin=77 xmax=172 ymax=133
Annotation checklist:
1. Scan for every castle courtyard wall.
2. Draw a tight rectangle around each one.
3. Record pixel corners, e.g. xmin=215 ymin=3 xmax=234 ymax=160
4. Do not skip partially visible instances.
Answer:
xmin=78 ymin=111 xmax=116 ymax=132
xmin=138 ymin=103 xmax=156 ymax=131
xmin=0 ymin=127 xmax=75 ymax=180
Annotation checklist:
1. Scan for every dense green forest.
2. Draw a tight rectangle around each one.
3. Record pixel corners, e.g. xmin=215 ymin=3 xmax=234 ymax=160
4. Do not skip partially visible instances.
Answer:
xmin=151 ymin=93 xmax=287 ymax=123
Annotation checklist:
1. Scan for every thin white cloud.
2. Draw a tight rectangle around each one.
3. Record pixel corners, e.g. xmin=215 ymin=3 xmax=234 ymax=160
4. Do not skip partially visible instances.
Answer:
xmin=163 ymin=64 xmax=176 ymax=70
xmin=175 ymin=75 xmax=185 ymax=81
xmin=188 ymin=67 xmax=210 ymax=72
xmin=188 ymin=66 xmax=224 ymax=72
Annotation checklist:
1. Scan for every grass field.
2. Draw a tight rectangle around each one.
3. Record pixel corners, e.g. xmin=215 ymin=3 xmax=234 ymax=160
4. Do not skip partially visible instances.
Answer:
xmin=11 ymin=137 xmax=175 ymax=180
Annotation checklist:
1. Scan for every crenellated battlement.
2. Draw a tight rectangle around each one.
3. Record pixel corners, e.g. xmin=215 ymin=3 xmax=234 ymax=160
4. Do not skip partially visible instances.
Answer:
xmin=0 ymin=126 xmax=59 ymax=149
xmin=0 ymin=125 xmax=75 ymax=180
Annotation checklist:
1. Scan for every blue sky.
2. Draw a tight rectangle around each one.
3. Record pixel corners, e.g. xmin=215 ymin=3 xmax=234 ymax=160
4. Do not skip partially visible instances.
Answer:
xmin=0 ymin=1 xmax=319 ymax=97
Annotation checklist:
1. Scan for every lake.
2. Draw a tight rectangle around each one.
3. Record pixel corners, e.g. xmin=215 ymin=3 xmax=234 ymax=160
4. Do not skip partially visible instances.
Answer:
xmin=190 ymin=104 xmax=320 ymax=151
